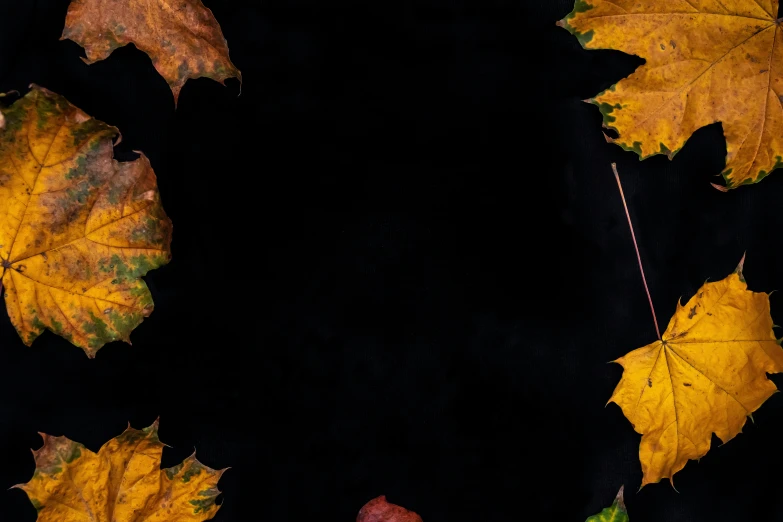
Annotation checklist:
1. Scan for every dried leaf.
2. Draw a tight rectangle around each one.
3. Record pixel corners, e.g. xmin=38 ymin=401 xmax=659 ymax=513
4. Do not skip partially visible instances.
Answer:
xmin=16 ymin=420 xmax=225 ymax=521
xmin=610 ymin=261 xmax=783 ymax=486
xmin=62 ymin=0 xmax=241 ymax=104
xmin=357 ymin=496 xmax=423 ymax=522
xmin=0 ymin=86 xmax=172 ymax=356
xmin=560 ymin=0 xmax=783 ymax=188
xmin=586 ymin=487 xmax=628 ymax=522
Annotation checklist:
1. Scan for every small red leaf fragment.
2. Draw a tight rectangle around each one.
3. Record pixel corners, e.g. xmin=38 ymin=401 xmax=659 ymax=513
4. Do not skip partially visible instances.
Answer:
xmin=357 ymin=496 xmax=423 ymax=522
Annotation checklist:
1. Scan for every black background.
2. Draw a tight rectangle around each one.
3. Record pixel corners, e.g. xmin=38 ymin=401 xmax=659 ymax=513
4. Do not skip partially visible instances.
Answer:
xmin=3 ymin=0 xmax=783 ymax=520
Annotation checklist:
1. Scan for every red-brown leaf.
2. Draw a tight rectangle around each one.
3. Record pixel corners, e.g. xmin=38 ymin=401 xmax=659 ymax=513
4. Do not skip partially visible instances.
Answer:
xmin=357 ymin=496 xmax=423 ymax=522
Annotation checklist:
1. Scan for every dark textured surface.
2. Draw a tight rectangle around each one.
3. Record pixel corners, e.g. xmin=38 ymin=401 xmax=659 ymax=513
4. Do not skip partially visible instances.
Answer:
xmin=2 ymin=1 xmax=783 ymax=520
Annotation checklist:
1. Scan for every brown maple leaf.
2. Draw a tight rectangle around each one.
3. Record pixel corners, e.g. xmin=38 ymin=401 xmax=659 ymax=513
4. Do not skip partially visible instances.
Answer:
xmin=62 ymin=0 xmax=241 ymax=104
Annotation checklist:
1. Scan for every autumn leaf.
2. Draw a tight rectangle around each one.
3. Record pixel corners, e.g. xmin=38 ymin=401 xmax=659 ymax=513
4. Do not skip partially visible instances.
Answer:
xmin=559 ymin=0 xmax=783 ymax=188
xmin=586 ymin=487 xmax=627 ymax=522
xmin=15 ymin=420 xmax=225 ymax=521
xmin=357 ymin=496 xmax=423 ymax=522
xmin=610 ymin=260 xmax=783 ymax=486
xmin=62 ymin=0 xmax=241 ymax=104
xmin=0 ymin=86 xmax=172 ymax=356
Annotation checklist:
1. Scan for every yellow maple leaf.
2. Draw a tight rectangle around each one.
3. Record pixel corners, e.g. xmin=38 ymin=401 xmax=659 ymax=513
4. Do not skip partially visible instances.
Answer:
xmin=0 ymin=86 xmax=172 ymax=356
xmin=610 ymin=261 xmax=783 ymax=486
xmin=62 ymin=0 xmax=241 ymax=104
xmin=16 ymin=420 xmax=225 ymax=521
xmin=560 ymin=0 xmax=783 ymax=188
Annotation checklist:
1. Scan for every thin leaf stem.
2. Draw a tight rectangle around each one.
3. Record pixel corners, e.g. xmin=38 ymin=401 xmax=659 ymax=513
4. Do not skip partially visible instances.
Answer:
xmin=612 ymin=163 xmax=661 ymax=340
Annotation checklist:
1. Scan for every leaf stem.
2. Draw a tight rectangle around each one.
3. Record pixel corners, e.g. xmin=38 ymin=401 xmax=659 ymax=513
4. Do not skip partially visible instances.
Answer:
xmin=612 ymin=163 xmax=661 ymax=340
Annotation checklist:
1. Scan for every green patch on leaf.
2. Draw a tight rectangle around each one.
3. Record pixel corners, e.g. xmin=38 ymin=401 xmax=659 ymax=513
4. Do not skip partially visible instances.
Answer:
xmin=29 ymin=498 xmax=44 ymax=512
xmin=594 ymin=102 xmax=622 ymax=127
xmin=63 ymin=444 xmax=82 ymax=464
xmin=66 ymin=181 xmax=91 ymax=205
xmin=1 ymin=101 xmax=26 ymax=133
xmin=165 ymin=462 xmax=184 ymax=480
xmin=560 ymin=1 xmax=595 ymax=46
xmin=70 ymin=118 xmax=113 ymax=146
xmin=35 ymin=95 xmax=61 ymax=130
xmin=108 ymin=310 xmax=142 ymax=338
xmin=182 ymin=461 xmax=205 ymax=483
xmin=130 ymin=217 xmax=166 ymax=245
xmin=64 ymin=156 xmax=88 ymax=180
xmin=83 ymin=312 xmax=117 ymax=349
xmin=190 ymin=490 xmax=219 ymax=515
xmin=31 ymin=314 xmax=45 ymax=332
xmin=49 ymin=317 xmax=65 ymax=336
xmin=756 ymin=155 xmax=783 ymax=183
xmin=617 ymin=140 xmax=643 ymax=157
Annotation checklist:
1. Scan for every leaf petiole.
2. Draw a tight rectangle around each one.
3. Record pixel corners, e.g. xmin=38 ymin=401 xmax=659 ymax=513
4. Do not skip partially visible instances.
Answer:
xmin=612 ymin=163 xmax=661 ymax=340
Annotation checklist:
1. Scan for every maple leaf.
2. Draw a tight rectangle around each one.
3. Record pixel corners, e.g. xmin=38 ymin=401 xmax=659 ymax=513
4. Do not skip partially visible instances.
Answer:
xmin=62 ymin=0 xmax=241 ymax=104
xmin=610 ymin=259 xmax=783 ymax=486
xmin=559 ymin=0 xmax=783 ymax=188
xmin=586 ymin=487 xmax=628 ymax=522
xmin=15 ymin=420 xmax=225 ymax=521
xmin=0 ymin=86 xmax=172 ymax=356
xmin=357 ymin=496 xmax=423 ymax=522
